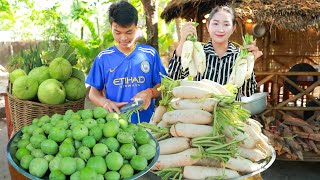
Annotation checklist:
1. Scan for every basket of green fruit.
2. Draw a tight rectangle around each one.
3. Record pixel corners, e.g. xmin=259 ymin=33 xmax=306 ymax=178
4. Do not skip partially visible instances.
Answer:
xmin=7 ymin=44 xmax=86 ymax=132
xmin=7 ymin=107 xmax=159 ymax=180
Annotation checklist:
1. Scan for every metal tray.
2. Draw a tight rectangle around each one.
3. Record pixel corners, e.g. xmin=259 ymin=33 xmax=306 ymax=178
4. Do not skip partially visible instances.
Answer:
xmin=230 ymin=146 xmax=276 ymax=180
xmin=7 ymin=130 xmax=160 ymax=180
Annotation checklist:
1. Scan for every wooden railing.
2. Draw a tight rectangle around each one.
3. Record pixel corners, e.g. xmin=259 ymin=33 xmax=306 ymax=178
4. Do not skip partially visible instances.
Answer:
xmin=255 ymin=72 xmax=320 ymax=119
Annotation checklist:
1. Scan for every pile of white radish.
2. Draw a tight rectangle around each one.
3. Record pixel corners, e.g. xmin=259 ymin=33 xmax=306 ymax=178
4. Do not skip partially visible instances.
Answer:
xmin=181 ymin=23 xmax=206 ymax=77
xmin=228 ymin=34 xmax=255 ymax=88
xmin=141 ymin=78 xmax=273 ymax=180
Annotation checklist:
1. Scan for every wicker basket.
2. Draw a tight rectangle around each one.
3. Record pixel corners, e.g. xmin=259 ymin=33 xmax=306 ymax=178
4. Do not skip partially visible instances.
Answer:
xmin=7 ymin=86 xmax=85 ymax=132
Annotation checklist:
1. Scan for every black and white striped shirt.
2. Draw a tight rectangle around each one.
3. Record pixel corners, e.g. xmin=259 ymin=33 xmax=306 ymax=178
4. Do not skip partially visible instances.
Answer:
xmin=168 ymin=41 xmax=257 ymax=100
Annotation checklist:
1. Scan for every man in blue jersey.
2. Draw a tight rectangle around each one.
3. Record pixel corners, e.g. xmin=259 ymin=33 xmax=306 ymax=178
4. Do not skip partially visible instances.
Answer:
xmin=86 ymin=1 xmax=167 ymax=124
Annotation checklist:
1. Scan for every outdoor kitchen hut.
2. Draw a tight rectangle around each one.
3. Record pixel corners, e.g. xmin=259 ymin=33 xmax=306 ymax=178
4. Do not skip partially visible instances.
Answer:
xmin=161 ymin=0 xmax=320 ymax=120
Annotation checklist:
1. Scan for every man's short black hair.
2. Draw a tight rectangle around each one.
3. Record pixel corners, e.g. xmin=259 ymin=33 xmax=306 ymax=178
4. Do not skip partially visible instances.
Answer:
xmin=108 ymin=1 xmax=138 ymax=27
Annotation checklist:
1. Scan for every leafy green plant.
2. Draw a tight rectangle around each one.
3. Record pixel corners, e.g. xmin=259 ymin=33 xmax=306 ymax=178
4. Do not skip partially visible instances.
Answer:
xmin=6 ymin=45 xmax=43 ymax=73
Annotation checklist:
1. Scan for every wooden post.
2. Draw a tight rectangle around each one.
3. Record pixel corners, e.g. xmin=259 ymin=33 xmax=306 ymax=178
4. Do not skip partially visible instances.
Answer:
xmin=263 ymin=27 xmax=270 ymax=92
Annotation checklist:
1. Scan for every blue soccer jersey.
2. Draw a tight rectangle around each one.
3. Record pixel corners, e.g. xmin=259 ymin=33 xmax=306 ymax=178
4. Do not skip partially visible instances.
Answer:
xmin=86 ymin=44 xmax=167 ymax=124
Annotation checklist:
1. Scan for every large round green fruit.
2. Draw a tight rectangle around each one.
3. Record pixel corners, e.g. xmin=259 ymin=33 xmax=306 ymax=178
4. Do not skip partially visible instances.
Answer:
xmin=38 ymin=79 xmax=66 ymax=104
xmin=63 ymin=77 xmax=86 ymax=101
xmin=12 ymin=76 xmax=38 ymax=100
xmin=9 ymin=69 xmax=26 ymax=84
xmin=28 ymin=66 xmax=51 ymax=84
xmin=49 ymin=57 xmax=72 ymax=81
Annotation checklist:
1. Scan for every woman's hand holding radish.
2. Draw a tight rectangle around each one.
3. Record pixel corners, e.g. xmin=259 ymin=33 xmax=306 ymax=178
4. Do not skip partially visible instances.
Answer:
xmin=243 ymin=41 xmax=263 ymax=61
xmin=132 ymin=89 xmax=153 ymax=110
xmin=102 ymin=99 xmax=127 ymax=113
xmin=176 ymin=22 xmax=197 ymax=56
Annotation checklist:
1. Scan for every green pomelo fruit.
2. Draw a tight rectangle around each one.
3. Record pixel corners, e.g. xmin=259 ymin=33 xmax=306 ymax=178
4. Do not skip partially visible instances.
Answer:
xmin=29 ymin=157 xmax=48 ymax=178
xmin=42 ymin=123 xmax=53 ymax=135
xmin=79 ymin=167 xmax=97 ymax=180
xmin=86 ymin=156 xmax=107 ymax=175
xmin=96 ymin=118 xmax=106 ymax=124
xmin=104 ymin=171 xmax=120 ymax=180
xmin=59 ymin=142 xmax=75 ymax=157
xmin=49 ymin=156 xmax=62 ymax=171
xmin=102 ymin=137 xmax=120 ymax=152
xmin=74 ymin=157 xmax=85 ymax=171
xmin=119 ymin=164 xmax=134 ymax=178
xmin=59 ymin=157 xmax=77 ymax=175
xmin=44 ymin=154 xmax=54 ymax=161
xmin=32 ymin=127 xmax=44 ymax=136
xmin=49 ymin=57 xmax=72 ymax=81
xmin=130 ymin=155 xmax=148 ymax=171
xmin=71 ymin=68 xmax=85 ymax=82
xmin=39 ymin=115 xmax=51 ymax=123
xmin=49 ymin=170 xmax=66 ymax=180
xmin=28 ymin=66 xmax=51 ymax=84
xmin=106 ymin=112 xmax=119 ymax=121
xmin=20 ymin=154 xmax=34 ymax=169
xmin=119 ymin=144 xmax=136 ymax=160
xmin=72 ymin=124 xmax=88 ymax=141
xmin=51 ymin=113 xmax=63 ymax=121
xmin=38 ymin=79 xmax=66 ymax=104
xmin=82 ymin=136 xmax=96 ymax=148
xmin=83 ymin=118 xmax=97 ymax=129
xmin=97 ymin=174 xmax=104 ymax=180
xmin=89 ymin=126 xmax=103 ymax=141
xmin=124 ymin=124 xmax=139 ymax=135
xmin=64 ymin=77 xmax=86 ymax=101
xmin=9 ymin=69 xmax=26 ymax=84
xmin=93 ymin=107 xmax=108 ymax=119
xmin=17 ymin=139 xmax=30 ymax=148
xmin=12 ymin=76 xmax=38 ymax=100
xmin=30 ymin=134 xmax=47 ymax=149
xmin=117 ymin=131 xmax=133 ymax=144
xmin=118 ymin=119 xmax=128 ymax=129
xmin=49 ymin=127 xmax=66 ymax=143
xmin=134 ymin=131 xmax=151 ymax=145
xmin=81 ymin=109 xmax=93 ymax=120
xmin=138 ymin=144 xmax=156 ymax=160
xmin=31 ymin=149 xmax=45 ymax=158
xmin=92 ymin=143 xmax=109 ymax=157
xmin=105 ymin=152 xmax=123 ymax=171
xmin=41 ymin=139 xmax=58 ymax=155
xmin=78 ymin=146 xmax=91 ymax=161
xmin=103 ymin=121 xmax=120 ymax=138
xmin=70 ymin=171 xmax=80 ymax=180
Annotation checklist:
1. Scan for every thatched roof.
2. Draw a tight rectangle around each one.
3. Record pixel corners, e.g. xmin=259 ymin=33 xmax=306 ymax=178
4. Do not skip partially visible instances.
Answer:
xmin=160 ymin=0 xmax=320 ymax=31
xmin=160 ymin=0 xmax=230 ymax=22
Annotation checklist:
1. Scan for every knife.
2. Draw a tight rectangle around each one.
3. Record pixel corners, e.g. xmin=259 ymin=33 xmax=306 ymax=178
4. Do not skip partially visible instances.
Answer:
xmin=120 ymin=98 xmax=144 ymax=113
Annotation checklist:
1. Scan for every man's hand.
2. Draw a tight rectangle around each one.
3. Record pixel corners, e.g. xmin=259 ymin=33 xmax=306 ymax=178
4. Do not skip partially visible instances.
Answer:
xmin=132 ymin=89 xmax=153 ymax=110
xmin=103 ymin=99 xmax=127 ymax=114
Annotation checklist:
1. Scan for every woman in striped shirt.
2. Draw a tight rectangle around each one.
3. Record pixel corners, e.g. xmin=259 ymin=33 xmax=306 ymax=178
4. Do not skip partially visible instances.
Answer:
xmin=168 ymin=6 xmax=263 ymax=100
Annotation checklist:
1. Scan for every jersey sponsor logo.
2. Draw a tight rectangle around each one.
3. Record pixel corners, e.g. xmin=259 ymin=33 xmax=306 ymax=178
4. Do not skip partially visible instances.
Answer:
xmin=113 ymin=76 xmax=146 ymax=87
xmin=140 ymin=60 xmax=150 ymax=73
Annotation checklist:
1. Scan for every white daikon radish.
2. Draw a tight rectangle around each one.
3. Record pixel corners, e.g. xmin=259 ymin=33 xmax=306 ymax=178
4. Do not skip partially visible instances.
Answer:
xmin=172 ymin=86 xmax=212 ymax=99
xmin=183 ymin=166 xmax=240 ymax=180
xmin=170 ymin=123 xmax=212 ymax=138
xmin=162 ymin=109 xmax=213 ymax=125
xmin=180 ymin=80 xmax=221 ymax=95
xmin=181 ymin=40 xmax=194 ymax=70
xmin=237 ymin=146 xmax=266 ymax=162
xmin=193 ymin=41 xmax=206 ymax=75
xmin=225 ymin=157 xmax=263 ymax=173
xmin=201 ymin=79 xmax=232 ymax=96
xmin=171 ymin=98 xmax=218 ymax=112
xmin=245 ymin=52 xmax=255 ymax=80
xmin=159 ymin=137 xmax=191 ymax=155
xmin=152 ymin=148 xmax=200 ymax=170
